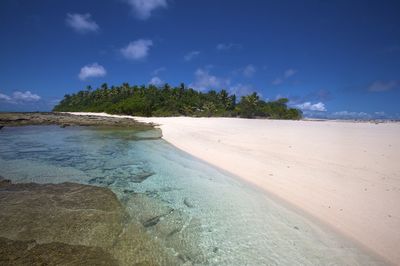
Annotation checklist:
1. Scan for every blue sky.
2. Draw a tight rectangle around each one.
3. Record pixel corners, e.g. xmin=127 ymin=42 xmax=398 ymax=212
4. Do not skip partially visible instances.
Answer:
xmin=0 ymin=0 xmax=399 ymax=119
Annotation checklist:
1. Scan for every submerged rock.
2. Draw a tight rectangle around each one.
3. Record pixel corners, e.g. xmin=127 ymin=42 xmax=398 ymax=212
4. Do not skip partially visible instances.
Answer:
xmin=126 ymin=193 xmax=174 ymax=227
xmin=0 ymin=237 xmax=117 ymax=266
xmin=0 ymin=180 xmax=180 ymax=265
xmin=183 ymin=197 xmax=195 ymax=208
xmin=126 ymin=193 xmax=207 ymax=264
xmin=0 ymin=181 xmax=125 ymax=248
xmin=110 ymin=222 xmax=180 ymax=265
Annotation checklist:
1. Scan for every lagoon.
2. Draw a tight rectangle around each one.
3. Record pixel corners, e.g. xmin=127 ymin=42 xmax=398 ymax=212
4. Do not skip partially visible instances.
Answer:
xmin=0 ymin=125 xmax=384 ymax=265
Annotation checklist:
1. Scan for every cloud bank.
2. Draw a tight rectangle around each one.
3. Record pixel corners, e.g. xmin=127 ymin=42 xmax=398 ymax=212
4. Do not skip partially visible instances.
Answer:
xmin=0 ymin=91 xmax=41 ymax=104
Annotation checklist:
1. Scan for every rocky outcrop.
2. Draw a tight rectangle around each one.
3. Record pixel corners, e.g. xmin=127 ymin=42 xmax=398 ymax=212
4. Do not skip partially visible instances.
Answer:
xmin=0 ymin=112 xmax=154 ymax=130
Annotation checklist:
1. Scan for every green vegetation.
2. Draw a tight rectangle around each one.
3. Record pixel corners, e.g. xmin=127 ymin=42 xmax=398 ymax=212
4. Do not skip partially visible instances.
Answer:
xmin=53 ymin=83 xmax=302 ymax=119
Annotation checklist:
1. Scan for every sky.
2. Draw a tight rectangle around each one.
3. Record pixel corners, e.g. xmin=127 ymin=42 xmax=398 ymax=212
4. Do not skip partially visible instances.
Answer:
xmin=0 ymin=0 xmax=399 ymax=119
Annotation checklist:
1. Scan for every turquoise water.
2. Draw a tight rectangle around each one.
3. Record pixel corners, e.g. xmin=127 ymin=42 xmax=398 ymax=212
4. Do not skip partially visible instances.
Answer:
xmin=0 ymin=126 xmax=384 ymax=265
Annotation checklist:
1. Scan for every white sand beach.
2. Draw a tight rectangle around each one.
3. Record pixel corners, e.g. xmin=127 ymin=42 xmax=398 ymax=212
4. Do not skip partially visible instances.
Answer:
xmin=69 ymin=113 xmax=400 ymax=264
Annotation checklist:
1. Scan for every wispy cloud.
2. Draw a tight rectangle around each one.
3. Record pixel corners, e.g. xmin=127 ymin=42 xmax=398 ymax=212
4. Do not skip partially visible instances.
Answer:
xmin=149 ymin=76 xmax=164 ymax=86
xmin=368 ymin=80 xmax=398 ymax=92
xmin=242 ymin=64 xmax=256 ymax=77
xmin=190 ymin=68 xmax=230 ymax=91
xmin=331 ymin=111 xmax=371 ymax=119
xmin=65 ymin=13 xmax=99 ymax=34
xmin=216 ymin=43 xmax=242 ymax=51
xmin=121 ymin=39 xmax=153 ymax=60
xmin=125 ymin=0 xmax=168 ymax=20
xmin=284 ymin=69 xmax=297 ymax=78
xmin=78 ymin=63 xmax=106 ymax=80
xmin=190 ymin=68 xmax=260 ymax=97
xmin=272 ymin=78 xmax=283 ymax=85
xmin=184 ymin=51 xmax=200 ymax=61
xmin=272 ymin=68 xmax=297 ymax=85
xmin=152 ymin=67 xmax=166 ymax=75
xmin=0 ymin=91 xmax=41 ymax=104
xmin=296 ymin=102 xmax=326 ymax=112
xmin=229 ymin=83 xmax=254 ymax=97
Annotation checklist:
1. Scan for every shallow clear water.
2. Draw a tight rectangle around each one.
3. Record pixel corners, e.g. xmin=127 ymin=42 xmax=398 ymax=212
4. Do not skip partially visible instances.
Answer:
xmin=0 ymin=126 xmax=384 ymax=265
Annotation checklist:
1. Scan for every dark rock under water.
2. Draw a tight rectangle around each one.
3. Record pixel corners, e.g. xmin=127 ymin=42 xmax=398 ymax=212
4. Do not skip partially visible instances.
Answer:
xmin=0 ymin=237 xmax=118 ymax=266
xmin=0 ymin=178 xmax=181 ymax=265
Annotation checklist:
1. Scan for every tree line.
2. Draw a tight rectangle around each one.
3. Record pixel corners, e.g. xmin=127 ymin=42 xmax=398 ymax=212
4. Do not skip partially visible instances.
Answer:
xmin=53 ymin=83 xmax=302 ymax=119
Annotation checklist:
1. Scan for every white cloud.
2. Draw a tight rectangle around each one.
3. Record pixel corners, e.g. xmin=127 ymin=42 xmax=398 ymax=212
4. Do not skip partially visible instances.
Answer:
xmin=0 ymin=91 xmax=41 ymax=103
xmin=78 ymin=63 xmax=106 ymax=80
xmin=13 ymin=91 xmax=41 ymax=102
xmin=184 ymin=51 xmax=200 ymax=61
xmin=0 ymin=93 xmax=11 ymax=101
xmin=284 ymin=68 xmax=297 ymax=78
xmin=190 ymin=68 xmax=230 ymax=91
xmin=121 ymin=39 xmax=153 ymax=60
xmin=368 ymin=80 xmax=398 ymax=92
xmin=65 ymin=13 xmax=99 ymax=34
xmin=296 ymin=102 xmax=326 ymax=112
xmin=216 ymin=43 xmax=241 ymax=51
xmin=125 ymin=0 xmax=168 ymax=20
xmin=242 ymin=64 xmax=256 ymax=77
xmin=149 ymin=76 xmax=164 ymax=86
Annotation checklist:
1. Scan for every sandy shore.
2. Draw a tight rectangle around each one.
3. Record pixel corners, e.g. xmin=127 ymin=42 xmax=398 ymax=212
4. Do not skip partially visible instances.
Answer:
xmin=68 ymin=113 xmax=400 ymax=264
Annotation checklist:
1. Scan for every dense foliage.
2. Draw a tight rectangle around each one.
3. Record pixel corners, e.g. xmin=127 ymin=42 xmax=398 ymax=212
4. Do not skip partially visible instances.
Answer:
xmin=53 ymin=83 xmax=302 ymax=119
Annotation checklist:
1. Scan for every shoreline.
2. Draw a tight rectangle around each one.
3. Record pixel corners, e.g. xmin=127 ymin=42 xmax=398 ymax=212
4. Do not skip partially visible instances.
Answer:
xmin=67 ymin=112 xmax=400 ymax=265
